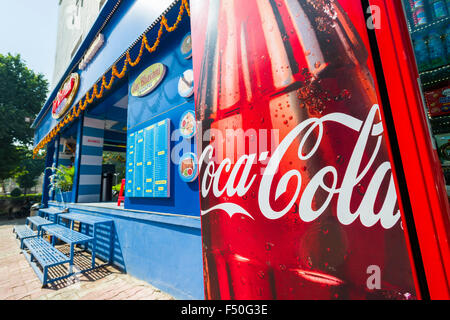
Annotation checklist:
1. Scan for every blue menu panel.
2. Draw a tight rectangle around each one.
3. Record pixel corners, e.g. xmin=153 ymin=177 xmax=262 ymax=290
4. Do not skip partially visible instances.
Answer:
xmin=125 ymin=132 xmax=135 ymax=197
xmin=144 ymin=124 xmax=155 ymax=196
xmin=154 ymin=120 xmax=170 ymax=197
xmin=126 ymin=119 xmax=170 ymax=198
xmin=134 ymin=129 xmax=145 ymax=197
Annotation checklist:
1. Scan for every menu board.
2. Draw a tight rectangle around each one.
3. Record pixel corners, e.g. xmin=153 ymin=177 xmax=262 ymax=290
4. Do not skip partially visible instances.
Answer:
xmin=126 ymin=119 xmax=170 ymax=198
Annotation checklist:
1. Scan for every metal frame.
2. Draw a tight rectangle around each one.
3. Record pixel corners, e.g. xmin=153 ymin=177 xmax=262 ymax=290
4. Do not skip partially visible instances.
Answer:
xmin=367 ymin=0 xmax=450 ymax=299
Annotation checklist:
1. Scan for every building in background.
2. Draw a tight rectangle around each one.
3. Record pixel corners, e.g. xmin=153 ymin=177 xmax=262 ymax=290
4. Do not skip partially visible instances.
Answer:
xmin=52 ymin=0 xmax=107 ymax=89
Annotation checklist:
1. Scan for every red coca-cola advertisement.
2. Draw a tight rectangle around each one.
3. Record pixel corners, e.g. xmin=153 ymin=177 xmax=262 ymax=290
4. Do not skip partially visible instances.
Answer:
xmin=191 ymin=0 xmax=420 ymax=299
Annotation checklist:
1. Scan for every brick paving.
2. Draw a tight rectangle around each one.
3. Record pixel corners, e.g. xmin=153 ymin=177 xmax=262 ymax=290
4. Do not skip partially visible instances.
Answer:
xmin=0 ymin=217 xmax=174 ymax=300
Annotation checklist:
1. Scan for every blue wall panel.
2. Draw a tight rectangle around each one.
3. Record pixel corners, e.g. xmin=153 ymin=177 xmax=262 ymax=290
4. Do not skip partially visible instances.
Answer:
xmin=125 ymin=18 xmax=199 ymax=217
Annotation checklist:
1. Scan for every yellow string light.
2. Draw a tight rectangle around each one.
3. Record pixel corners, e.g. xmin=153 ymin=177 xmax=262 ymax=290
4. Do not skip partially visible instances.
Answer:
xmin=33 ymin=0 xmax=190 ymax=157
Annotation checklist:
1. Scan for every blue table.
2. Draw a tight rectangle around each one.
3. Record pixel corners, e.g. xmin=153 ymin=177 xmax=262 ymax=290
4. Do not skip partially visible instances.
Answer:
xmin=57 ymin=213 xmax=114 ymax=267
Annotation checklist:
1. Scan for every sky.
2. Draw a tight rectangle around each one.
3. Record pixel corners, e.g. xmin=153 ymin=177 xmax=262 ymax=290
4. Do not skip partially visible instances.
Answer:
xmin=0 ymin=0 xmax=58 ymax=85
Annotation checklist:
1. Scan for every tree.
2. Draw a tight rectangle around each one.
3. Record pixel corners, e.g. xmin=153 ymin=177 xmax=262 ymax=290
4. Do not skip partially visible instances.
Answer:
xmin=14 ymin=147 xmax=45 ymax=195
xmin=0 ymin=53 xmax=48 ymax=189
xmin=0 ymin=143 xmax=23 ymax=187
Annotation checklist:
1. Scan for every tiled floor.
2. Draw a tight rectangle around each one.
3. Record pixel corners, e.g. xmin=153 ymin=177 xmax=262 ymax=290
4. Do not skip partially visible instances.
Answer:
xmin=0 ymin=218 xmax=174 ymax=300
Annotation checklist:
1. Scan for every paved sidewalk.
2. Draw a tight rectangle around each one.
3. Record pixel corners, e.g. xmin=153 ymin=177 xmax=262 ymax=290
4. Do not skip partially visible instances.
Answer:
xmin=0 ymin=217 xmax=174 ymax=300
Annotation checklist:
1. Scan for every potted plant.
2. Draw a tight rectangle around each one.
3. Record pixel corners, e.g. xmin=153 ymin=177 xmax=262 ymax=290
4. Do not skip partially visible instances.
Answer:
xmin=46 ymin=165 xmax=74 ymax=209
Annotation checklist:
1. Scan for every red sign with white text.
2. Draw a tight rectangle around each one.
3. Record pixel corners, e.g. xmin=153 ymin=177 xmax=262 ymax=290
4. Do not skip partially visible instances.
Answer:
xmin=52 ymin=73 xmax=79 ymax=119
xmin=191 ymin=0 xmax=419 ymax=299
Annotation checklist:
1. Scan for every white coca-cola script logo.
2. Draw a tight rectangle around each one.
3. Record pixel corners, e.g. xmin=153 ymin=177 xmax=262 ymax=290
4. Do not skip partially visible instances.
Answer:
xmin=199 ymin=104 xmax=401 ymax=230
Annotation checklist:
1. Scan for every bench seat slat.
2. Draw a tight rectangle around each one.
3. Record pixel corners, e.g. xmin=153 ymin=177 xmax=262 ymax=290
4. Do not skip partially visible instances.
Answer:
xmin=14 ymin=225 xmax=36 ymax=238
xmin=42 ymin=224 xmax=93 ymax=244
xmin=26 ymin=216 xmax=54 ymax=227
xmin=23 ymin=237 xmax=70 ymax=267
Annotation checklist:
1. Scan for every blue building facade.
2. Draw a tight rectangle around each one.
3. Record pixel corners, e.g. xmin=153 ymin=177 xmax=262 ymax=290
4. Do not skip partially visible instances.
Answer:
xmin=31 ymin=0 xmax=204 ymax=300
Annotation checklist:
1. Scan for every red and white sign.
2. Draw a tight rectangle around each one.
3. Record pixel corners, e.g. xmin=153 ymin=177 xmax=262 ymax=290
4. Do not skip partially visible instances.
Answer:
xmin=190 ymin=0 xmax=433 ymax=300
xmin=52 ymin=73 xmax=80 ymax=119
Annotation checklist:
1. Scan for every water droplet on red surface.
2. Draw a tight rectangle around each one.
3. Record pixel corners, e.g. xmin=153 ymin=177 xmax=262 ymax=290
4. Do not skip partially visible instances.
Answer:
xmin=356 ymin=183 xmax=365 ymax=195
xmin=340 ymin=89 xmax=351 ymax=100
xmin=257 ymin=271 xmax=265 ymax=279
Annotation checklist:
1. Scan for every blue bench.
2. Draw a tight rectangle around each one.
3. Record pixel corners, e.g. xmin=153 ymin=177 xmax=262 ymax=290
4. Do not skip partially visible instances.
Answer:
xmin=26 ymin=216 xmax=54 ymax=235
xmin=13 ymin=225 xmax=37 ymax=249
xmin=58 ymin=213 xmax=114 ymax=267
xmin=39 ymin=207 xmax=68 ymax=223
xmin=22 ymin=237 xmax=71 ymax=286
xmin=41 ymin=224 xmax=94 ymax=274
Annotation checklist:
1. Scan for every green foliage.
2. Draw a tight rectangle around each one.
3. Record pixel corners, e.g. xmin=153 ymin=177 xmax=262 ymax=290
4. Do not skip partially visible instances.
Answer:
xmin=48 ymin=165 xmax=74 ymax=193
xmin=0 ymin=193 xmax=41 ymax=201
xmin=14 ymin=147 xmax=45 ymax=193
xmin=112 ymin=183 xmax=122 ymax=192
xmin=0 ymin=53 xmax=48 ymax=182
xmin=0 ymin=144 xmax=25 ymax=182
xmin=10 ymin=188 xmax=22 ymax=197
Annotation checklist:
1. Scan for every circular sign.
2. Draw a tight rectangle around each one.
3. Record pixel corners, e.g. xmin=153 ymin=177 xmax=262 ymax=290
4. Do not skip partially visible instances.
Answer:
xmin=179 ymin=110 xmax=196 ymax=139
xmin=179 ymin=152 xmax=198 ymax=182
xmin=178 ymin=69 xmax=194 ymax=98
xmin=52 ymin=73 xmax=80 ymax=119
xmin=131 ymin=63 xmax=166 ymax=97
xmin=180 ymin=32 xmax=192 ymax=59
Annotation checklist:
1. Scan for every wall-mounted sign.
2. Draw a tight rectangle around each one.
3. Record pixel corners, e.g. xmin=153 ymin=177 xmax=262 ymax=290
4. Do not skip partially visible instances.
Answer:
xmin=131 ymin=63 xmax=166 ymax=97
xmin=178 ymin=69 xmax=194 ymax=98
xmin=126 ymin=119 xmax=171 ymax=198
xmin=179 ymin=152 xmax=198 ymax=182
xmin=79 ymin=33 xmax=104 ymax=70
xmin=179 ymin=110 xmax=196 ymax=139
xmin=180 ymin=32 xmax=192 ymax=59
xmin=52 ymin=73 xmax=80 ymax=119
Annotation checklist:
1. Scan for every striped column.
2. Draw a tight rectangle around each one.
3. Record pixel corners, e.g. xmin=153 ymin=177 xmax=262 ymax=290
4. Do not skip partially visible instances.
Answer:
xmin=58 ymin=138 xmax=73 ymax=167
xmin=77 ymin=116 xmax=105 ymax=203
